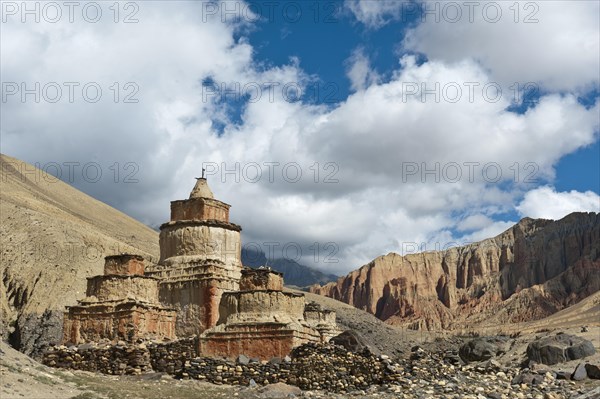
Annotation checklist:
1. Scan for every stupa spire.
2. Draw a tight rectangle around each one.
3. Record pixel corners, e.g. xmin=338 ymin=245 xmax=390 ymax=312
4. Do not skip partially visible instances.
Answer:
xmin=189 ymin=174 xmax=214 ymax=199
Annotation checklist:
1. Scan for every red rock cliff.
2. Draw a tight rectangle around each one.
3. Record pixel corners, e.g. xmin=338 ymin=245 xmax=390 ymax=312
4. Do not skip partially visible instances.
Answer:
xmin=310 ymin=212 xmax=600 ymax=330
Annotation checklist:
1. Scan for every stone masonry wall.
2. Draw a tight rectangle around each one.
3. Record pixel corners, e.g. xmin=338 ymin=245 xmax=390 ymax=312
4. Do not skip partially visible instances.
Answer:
xmin=43 ymin=338 xmax=197 ymax=375
xmin=42 ymin=340 xmax=403 ymax=393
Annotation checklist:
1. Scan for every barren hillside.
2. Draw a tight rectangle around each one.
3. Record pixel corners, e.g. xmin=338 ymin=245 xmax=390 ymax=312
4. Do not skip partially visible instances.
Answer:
xmin=0 ymin=154 xmax=160 ymax=356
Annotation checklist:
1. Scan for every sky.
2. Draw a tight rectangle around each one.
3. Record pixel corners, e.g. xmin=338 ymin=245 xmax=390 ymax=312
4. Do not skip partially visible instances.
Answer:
xmin=2 ymin=0 xmax=599 ymax=275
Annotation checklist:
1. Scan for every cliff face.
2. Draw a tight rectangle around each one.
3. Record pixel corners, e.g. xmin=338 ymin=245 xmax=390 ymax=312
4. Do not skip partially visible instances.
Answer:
xmin=310 ymin=213 xmax=600 ymax=330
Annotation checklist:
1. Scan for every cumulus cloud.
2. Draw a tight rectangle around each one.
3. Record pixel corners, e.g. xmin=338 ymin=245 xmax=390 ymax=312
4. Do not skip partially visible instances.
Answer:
xmin=2 ymin=1 xmax=599 ymax=275
xmin=305 ymin=56 xmax=598 ymax=187
xmin=348 ymin=1 xmax=599 ymax=92
xmin=517 ymin=187 xmax=600 ymax=220
xmin=402 ymin=1 xmax=600 ymax=92
xmin=345 ymin=0 xmax=406 ymax=28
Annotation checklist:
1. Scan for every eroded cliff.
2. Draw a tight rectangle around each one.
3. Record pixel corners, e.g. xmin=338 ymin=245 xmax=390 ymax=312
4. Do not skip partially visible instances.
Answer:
xmin=310 ymin=213 xmax=600 ymax=331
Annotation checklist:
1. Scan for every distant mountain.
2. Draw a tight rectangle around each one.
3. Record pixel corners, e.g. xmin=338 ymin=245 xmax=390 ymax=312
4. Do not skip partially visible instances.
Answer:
xmin=311 ymin=213 xmax=600 ymax=332
xmin=241 ymin=248 xmax=338 ymax=288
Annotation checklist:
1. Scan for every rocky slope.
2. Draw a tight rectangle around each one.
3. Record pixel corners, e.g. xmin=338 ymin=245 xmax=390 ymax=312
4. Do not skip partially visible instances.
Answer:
xmin=310 ymin=213 xmax=600 ymax=331
xmin=0 ymin=154 xmax=160 ymax=356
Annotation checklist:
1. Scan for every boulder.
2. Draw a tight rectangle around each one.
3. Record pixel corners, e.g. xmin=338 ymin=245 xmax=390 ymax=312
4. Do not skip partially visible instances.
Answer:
xmin=330 ymin=330 xmax=371 ymax=353
xmin=459 ymin=336 xmax=511 ymax=362
xmin=512 ymin=372 xmax=535 ymax=385
xmin=531 ymin=374 xmax=544 ymax=385
xmin=555 ymin=371 xmax=571 ymax=380
xmin=585 ymin=364 xmax=600 ymax=379
xmin=526 ymin=333 xmax=596 ymax=365
xmin=236 ymin=354 xmax=250 ymax=365
xmin=255 ymin=382 xmax=301 ymax=398
xmin=78 ymin=343 xmax=95 ymax=351
xmin=572 ymin=363 xmax=588 ymax=381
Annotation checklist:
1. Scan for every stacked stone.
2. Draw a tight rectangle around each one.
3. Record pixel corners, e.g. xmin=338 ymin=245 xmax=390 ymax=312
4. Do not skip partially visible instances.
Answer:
xmin=181 ymin=343 xmax=403 ymax=392
xmin=43 ymin=339 xmax=201 ymax=376
xmin=288 ymin=343 xmax=401 ymax=392
xmin=182 ymin=357 xmax=290 ymax=385
xmin=43 ymin=341 xmax=402 ymax=391
xmin=42 ymin=341 xmax=152 ymax=375
xmin=148 ymin=337 xmax=198 ymax=374
xmin=42 ymin=339 xmax=598 ymax=396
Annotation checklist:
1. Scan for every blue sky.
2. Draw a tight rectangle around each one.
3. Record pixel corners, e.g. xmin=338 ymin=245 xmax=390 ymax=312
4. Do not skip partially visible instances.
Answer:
xmin=2 ymin=1 xmax=599 ymax=274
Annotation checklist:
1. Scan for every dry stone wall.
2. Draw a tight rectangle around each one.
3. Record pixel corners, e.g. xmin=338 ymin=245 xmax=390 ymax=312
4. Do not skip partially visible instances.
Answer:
xmin=42 ymin=340 xmax=403 ymax=393
xmin=43 ymin=338 xmax=197 ymax=375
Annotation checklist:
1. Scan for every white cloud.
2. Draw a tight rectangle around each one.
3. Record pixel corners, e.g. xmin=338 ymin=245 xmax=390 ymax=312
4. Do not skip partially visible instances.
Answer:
xmin=2 ymin=1 xmax=598 ymax=275
xmin=458 ymin=220 xmax=516 ymax=244
xmin=457 ymin=214 xmax=493 ymax=232
xmin=345 ymin=48 xmax=380 ymax=92
xmin=305 ymin=56 xmax=599 ymax=187
xmin=346 ymin=0 xmax=406 ymax=28
xmin=348 ymin=1 xmax=599 ymax=92
xmin=517 ymin=187 xmax=600 ymax=220
xmin=402 ymin=1 xmax=600 ymax=92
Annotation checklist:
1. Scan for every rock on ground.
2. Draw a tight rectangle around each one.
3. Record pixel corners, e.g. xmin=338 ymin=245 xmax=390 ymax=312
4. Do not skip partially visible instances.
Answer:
xmin=459 ymin=336 xmax=511 ymax=362
xmin=527 ymin=333 xmax=596 ymax=365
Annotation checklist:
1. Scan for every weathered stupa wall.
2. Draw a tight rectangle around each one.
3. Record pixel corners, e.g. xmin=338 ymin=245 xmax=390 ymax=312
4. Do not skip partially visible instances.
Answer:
xmin=217 ymin=291 xmax=306 ymax=324
xmin=63 ymin=303 xmax=177 ymax=344
xmin=199 ymin=268 xmax=334 ymax=360
xmin=147 ymin=268 xmax=237 ymax=338
xmin=104 ymin=254 xmax=145 ymax=276
xmin=170 ymin=197 xmax=230 ymax=222
xmin=158 ymin=222 xmax=242 ymax=269
xmin=86 ymin=275 xmax=159 ymax=303
xmin=62 ymin=255 xmax=177 ymax=344
xmin=304 ymin=302 xmax=340 ymax=341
